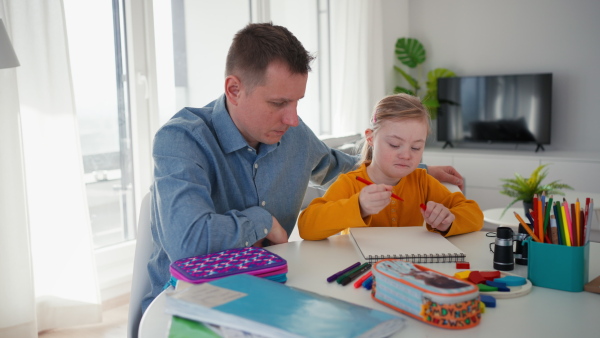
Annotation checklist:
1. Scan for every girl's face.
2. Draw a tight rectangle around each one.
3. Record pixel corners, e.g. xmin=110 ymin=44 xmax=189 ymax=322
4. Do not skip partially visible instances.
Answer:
xmin=365 ymin=119 xmax=427 ymax=185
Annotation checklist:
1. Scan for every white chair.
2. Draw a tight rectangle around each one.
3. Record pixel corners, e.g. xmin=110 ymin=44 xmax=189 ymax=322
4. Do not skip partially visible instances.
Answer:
xmin=442 ymin=182 xmax=462 ymax=194
xmin=127 ymin=192 xmax=153 ymax=338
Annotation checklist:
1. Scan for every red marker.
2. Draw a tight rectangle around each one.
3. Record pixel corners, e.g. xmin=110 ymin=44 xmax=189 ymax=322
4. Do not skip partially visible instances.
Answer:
xmin=420 ymin=203 xmax=427 ymax=211
xmin=353 ymin=271 xmax=373 ymax=288
xmin=355 ymin=176 xmax=403 ymax=201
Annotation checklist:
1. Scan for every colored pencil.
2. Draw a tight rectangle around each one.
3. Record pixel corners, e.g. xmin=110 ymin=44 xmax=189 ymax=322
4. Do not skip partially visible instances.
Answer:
xmin=553 ymin=203 xmax=563 ymax=245
xmin=575 ymin=199 xmax=581 ymax=246
xmin=570 ymin=203 xmax=580 ymax=246
xmin=550 ymin=215 xmax=559 ymax=244
xmin=533 ymin=194 xmax=539 ymax=238
xmin=537 ymin=198 xmax=543 ymax=243
xmin=513 ymin=212 xmax=541 ymax=242
xmin=543 ymin=195 xmax=553 ymax=241
xmin=584 ymin=199 xmax=594 ymax=245
xmin=560 ymin=203 xmax=572 ymax=246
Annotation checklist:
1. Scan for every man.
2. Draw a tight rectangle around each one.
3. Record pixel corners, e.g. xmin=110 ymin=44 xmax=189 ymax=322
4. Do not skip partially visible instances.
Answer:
xmin=143 ymin=22 xmax=463 ymax=311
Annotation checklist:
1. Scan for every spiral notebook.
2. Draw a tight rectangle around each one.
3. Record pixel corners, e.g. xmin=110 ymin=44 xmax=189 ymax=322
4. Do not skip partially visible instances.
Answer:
xmin=349 ymin=227 xmax=466 ymax=263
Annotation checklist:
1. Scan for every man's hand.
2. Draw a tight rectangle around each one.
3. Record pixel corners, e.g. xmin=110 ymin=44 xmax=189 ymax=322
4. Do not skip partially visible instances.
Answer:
xmin=427 ymin=166 xmax=464 ymax=191
xmin=358 ymin=184 xmax=393 ymax=218
xmin=253 ymin=217 xmax=288 ymax=247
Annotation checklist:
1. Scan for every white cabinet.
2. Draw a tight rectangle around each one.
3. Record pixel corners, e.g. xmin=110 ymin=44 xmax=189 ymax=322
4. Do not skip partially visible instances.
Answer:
xmin=423 ymin=149 xmax=600 ymax=212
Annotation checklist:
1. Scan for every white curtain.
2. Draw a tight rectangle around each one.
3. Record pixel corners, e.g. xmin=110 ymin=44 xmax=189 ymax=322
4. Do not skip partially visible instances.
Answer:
xmin=330 ymin=0 xmax=386 ymax=136
xmin=0 ymin=0 xmax=101 ymax=336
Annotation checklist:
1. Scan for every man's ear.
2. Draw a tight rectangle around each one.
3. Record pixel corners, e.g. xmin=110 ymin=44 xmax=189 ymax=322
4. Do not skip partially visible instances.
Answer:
xmin=225 ymin=75 xmax=242 ymax=105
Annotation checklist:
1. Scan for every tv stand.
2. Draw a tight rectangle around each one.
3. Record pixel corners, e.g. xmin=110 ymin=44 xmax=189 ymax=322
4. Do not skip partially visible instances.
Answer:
xmin=442 ymin=141 xmax=454 ymax=149
xmin=535 ymin=144 xmax=545 ymax=152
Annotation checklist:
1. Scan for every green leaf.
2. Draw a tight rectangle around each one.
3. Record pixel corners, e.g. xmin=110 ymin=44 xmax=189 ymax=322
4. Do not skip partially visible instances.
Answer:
xmin=393 ymin=86 xmax=415 ymax=95
xmin=423 ymin=68 xmax=455 ymax=120
xmin=422 ymin=91 xmax=440 ymax=120
xmin=426 ymin=68 xmax=456 ymax=91
xmin=395 ymin=38 xmax=426 ymax=68
xmin=497 ymin=164 xmax=573 ymax=216
xmin=394 ymin=66 xmax=419 ymax=91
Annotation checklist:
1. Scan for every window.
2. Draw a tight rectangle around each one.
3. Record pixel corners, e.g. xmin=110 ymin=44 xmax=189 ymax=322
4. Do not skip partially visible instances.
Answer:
xmin=160 ymin=0 xmax=332 ymax=135
xmin=64 ymin=0 xmax=135 ymax=249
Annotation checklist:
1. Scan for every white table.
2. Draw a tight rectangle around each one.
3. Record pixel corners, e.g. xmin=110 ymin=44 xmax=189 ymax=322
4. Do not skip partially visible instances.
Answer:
xmin=139 ymin=231 xmax=600 ymax=338
xmin=483 ymin=207 xmax=526 ymax=231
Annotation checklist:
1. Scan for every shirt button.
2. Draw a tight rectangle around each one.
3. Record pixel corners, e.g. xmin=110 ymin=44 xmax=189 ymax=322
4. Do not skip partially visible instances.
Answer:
xmin=254 ymin=163 xmax=258 ymax=169
xmin=392 ymin=209 xmax=395 ymax=212
xmin=247 ymin=147 xmax=252 ymax=151
xmin=264 ymin=228 xmax=268 ymax=235
xmin=261 ymin=201 xmax=266 ymax=206
xmin=245 ymin=241 xmax=249 ymax=246
xmin=392 ymin=218 xmax=396 ymax=222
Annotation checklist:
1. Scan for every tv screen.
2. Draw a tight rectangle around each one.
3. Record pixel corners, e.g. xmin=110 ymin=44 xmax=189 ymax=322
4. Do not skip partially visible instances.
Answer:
xmin=437 ymin=73 xmax=552 ymax=151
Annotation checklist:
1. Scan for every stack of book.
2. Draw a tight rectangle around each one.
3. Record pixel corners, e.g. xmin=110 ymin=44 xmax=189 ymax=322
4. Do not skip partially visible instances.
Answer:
xmin=166 ymin=274 xmax=406 ymax=337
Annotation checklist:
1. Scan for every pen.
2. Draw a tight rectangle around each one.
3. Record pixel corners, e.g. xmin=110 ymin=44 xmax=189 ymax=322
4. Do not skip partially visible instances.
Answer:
xmin=513 ymin=211 xmax=541 ymax=242
xmin=337 ymin=262 xmax=369 ymax=284
xmin=355 ymin=176 xmax=403 ymax=201
xmin=363 ymin=275 xmax=374 ymax=290
xmin=326 ymin=262 xmax=360 ymax=283
xmin=353 ymin=271 xmax=373 ymax=288
xmin=420 ymin=203 xmax=427 ymax=211
xmin=340 ymin=263 xmax=372 ymax=286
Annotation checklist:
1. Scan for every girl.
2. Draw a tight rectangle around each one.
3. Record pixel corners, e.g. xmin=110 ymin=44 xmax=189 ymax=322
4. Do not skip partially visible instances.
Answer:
xmin=298 ymin=94 xmax=483 ymax=240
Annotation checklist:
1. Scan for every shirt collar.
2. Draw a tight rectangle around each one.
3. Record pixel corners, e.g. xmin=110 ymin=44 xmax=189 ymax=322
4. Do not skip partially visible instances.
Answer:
xmin=212 ymin=95 xmax=252 ymax=154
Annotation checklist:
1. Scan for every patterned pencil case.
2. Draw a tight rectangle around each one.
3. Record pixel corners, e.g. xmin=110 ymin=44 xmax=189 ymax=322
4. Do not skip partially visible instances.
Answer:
xmin=169 ymin=246 xmax=288 ymax=284
xmin=371 ymin=259 xmax=481 ymax=329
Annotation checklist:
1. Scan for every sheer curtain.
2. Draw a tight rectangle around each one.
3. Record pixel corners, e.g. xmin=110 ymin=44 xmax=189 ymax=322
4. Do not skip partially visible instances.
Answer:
xmin=0 ymin=0 xmax=101 ymax=336
xmin=330 ymin=0 xmax=386 ymax=136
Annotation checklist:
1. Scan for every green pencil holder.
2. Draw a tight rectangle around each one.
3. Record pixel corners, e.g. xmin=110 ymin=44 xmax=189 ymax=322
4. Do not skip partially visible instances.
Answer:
xmin=526 ymin=239 xmax=589 ymax=292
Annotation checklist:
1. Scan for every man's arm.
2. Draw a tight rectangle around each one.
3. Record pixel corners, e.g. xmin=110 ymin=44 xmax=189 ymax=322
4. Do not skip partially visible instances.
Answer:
xmin=151 ymin=123 xmax=277 ymax=261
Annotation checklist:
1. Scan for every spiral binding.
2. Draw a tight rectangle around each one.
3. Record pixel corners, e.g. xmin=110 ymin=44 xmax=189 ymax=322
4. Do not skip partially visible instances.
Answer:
xmin=366 ymin=253 xmax=466 ymax=264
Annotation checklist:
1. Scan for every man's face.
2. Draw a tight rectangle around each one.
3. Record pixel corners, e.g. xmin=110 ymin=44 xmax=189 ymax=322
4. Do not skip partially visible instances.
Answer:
xmin=229 ymin=61 xmax=308 ymax=149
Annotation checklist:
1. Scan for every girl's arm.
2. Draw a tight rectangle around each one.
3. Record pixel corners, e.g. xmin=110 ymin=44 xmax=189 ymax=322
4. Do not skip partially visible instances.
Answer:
xmin=425 ymin=175 xmax=484 ymax=236
xmin=298 ymin=175 xmax=371 ymax=240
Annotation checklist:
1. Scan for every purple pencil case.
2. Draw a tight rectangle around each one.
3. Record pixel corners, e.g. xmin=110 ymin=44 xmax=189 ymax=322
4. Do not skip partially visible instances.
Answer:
xmin=169 ymin=246 xmax=288 ymax=284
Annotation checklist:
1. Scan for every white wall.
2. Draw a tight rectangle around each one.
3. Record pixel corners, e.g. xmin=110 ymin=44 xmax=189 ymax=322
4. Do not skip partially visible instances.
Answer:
xmin=383 ymin=0 xmax=600 ymax=152
xmin=381 ymin=0 xmax=410 ymax=96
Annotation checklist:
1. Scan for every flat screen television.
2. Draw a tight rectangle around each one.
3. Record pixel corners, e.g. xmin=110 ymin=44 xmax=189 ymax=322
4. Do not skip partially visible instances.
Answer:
xmin=436 ymin=73 xmax=552 ymax=152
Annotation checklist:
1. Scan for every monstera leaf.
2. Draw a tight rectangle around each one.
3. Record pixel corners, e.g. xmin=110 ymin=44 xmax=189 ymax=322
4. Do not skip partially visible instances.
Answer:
xmin=395 ymin=38 xmax=426 ymax=68
xmin=393 ymin=37 xmax=455 ymax=119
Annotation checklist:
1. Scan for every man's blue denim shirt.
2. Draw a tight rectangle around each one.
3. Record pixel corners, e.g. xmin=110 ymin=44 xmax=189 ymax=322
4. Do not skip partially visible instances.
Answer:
xmin=143 ymin=95 xmax=358 ymax=310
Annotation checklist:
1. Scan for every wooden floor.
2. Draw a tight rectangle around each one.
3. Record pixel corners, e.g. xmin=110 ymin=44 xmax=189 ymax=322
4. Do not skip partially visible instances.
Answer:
xmin=38 ymin=294 xmax=129 ymax=338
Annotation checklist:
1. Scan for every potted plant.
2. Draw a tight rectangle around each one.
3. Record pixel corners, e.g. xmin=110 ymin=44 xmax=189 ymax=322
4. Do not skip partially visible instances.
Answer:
xmin=499 ymin=163 xmax=573 ymax=217
xmin=393 ymin=37 xmax=455 ymax=120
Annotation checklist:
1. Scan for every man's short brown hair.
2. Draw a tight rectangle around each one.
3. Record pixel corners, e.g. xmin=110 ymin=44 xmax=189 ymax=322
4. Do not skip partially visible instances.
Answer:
xmin=225 ymin=22 xmax=315 ymax=92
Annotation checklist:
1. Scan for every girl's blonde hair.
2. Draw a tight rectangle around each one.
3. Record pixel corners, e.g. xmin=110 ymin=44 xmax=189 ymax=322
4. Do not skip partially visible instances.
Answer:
xmin=359 ymin=93 xmax=431 ymax=164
